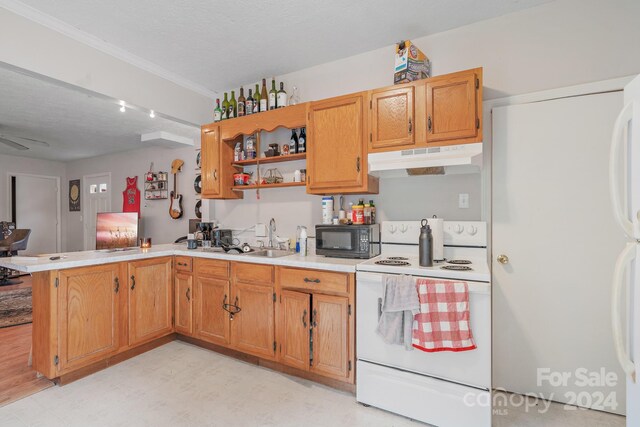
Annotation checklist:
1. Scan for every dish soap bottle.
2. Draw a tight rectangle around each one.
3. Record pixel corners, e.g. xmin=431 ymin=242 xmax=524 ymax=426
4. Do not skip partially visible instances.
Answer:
xmin=299 ymin=226 xmax=308 ymax=256
xmin=419 ymin=219 xmax=433 ymax=267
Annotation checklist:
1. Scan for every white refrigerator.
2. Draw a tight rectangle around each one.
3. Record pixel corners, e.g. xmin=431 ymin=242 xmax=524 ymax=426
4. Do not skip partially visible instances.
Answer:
xmin=610 ymin=73 xmax=640 ymax=426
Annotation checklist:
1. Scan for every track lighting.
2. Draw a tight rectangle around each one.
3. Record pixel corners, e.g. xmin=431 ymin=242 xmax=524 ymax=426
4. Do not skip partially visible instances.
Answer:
xmin=119 ymin=101 xmax=126 ymax=113
xmin=149 ymin=110 xmax=155 ymax=118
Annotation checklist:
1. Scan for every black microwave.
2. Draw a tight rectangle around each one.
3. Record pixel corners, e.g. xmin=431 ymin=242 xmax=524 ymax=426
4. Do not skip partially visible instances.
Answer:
xmin=315 ymin=224 xmax=380 ymax=259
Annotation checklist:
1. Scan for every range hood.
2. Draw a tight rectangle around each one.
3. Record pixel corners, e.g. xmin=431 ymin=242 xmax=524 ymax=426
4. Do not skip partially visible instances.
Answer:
xmin=368 ymin=143 xmax=483 ymax=177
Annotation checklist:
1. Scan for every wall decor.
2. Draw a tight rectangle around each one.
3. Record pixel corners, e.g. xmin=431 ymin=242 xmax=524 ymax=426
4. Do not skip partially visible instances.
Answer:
xmin=195 ymin=200 xmax=202 ymax=219
xmin=169 ymin=159 xmax=184 ymax=219
xmin=69 ymin=179 xmax=81 ymax=211
xmin=123 ymin=176 xmax=141 ymax=217
xmin=194 ymin=174 xmax=202 ymax=194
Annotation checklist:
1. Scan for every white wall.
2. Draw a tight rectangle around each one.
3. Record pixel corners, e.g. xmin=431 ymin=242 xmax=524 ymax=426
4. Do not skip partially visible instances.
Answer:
xmin=207 ymin=0 xmax=640 ymax=240
xmin=0 ymin=7 xmax=213 ymax=125
xmin=0 ymin=153 xmax=67 ymax=251
xmin=64 ymin=145 xmax=200 ymax=251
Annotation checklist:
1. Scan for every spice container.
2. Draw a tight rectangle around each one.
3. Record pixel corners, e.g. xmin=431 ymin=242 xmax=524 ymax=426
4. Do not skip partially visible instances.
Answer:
xmin=353 ymin=203 xmax=364 ymax=224
xmin=364 ymin=202 xmax=371 ymax=225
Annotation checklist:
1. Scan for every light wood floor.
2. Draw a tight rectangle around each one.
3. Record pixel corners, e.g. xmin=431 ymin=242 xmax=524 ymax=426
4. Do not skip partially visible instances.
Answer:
xmin=0 ymin=276 xmax=53 ymax=407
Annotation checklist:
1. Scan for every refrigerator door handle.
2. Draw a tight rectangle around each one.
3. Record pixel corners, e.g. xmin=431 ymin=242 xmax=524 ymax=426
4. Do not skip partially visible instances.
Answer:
xmin=609 ymin=101 xmax=636 ymax=239
xmin=612 ymin=242 xmax=637 ymax=383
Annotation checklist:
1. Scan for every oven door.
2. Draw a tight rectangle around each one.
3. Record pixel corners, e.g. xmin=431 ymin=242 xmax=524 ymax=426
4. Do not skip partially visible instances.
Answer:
xmin=356 ymin=271 xmax=491 ymax=389
xmin=315 ymin=227 xmax=362 ymax=257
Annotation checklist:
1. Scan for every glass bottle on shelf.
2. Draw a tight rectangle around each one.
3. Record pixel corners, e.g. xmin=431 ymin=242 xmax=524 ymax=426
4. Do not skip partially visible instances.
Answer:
xmin=228 ymin=90 xmax=237 ymax=119
xmin=269 ymin=78 xmax=277 ymax=110
xmin=237 ymin=87 xmax=246 ymax=117
xmin=253 ymin=84 xmax=261 ymax=113
xmin=260 ymin=79 xmax=268 ymax=112
xmin=298 ymin=127 xmax=306 ymax=153
xmin=289 ymin=129 xmax=299 ymax=154
xmin=277 ymin=82 xmax=288 ymax=108
xmin=213 ymin=98 xmax=222 ymax=122
xmin=246 ymin=89 xmax=254 ymax=116
xmin=221 ymin=93 xmax=229 ymax=120
xmin=288 ymin=86 xmax=300 ymax=106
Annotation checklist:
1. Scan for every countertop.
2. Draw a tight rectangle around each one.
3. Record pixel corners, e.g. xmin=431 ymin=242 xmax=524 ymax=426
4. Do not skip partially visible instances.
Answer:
xmin=0 ymin=243 xmax=363 ymax=274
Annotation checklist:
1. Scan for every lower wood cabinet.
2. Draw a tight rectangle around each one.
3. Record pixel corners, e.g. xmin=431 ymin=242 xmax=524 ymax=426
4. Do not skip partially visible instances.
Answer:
xmin=311 ymin=294 xmax=350 ymax=380
xmin=128 ymin=257 xmax=173 ymax=347
xmin=194 ymin=276 xmax=230 ymax=345
xmin=278 ymin=290 xmax=311 ymax=371
xmin=174 ymin=271 xmax=193 ymax=335
xmin=57 ymin=264 xmax=121 ymax=374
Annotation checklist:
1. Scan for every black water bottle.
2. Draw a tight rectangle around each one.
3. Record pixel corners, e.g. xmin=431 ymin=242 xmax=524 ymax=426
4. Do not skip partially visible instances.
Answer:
xmin=419 ymin=219 xmax=433 ymax=267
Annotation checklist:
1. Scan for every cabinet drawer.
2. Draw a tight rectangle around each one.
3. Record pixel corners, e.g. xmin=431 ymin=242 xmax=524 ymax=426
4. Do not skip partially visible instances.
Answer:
xmin=233 ymin=262 xmax=274 ymax=286
xmin=279 ymin=267 xmax=349 ymax=294
xmin=175 ymin=256 xmax=193 ymax=272
xmin=195 ymin=258 xmax=229 ymax=279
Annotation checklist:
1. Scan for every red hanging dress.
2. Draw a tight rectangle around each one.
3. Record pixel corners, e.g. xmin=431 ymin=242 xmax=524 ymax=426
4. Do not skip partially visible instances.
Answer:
xmin=123 ymin=176 xmax=141 ymax=217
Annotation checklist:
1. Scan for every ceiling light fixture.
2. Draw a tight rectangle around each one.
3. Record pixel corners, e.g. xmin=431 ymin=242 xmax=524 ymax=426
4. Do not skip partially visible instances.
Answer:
xmin=119 ymin=100 xmax=126 ymax=113
xmin=149 ymin=110 xmax=155 ymax=119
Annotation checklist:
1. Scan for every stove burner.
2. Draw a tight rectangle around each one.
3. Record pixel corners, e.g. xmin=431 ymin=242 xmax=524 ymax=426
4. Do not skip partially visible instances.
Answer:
xmin=387 ymin=256 xmax=409 ymax=260
xmin=375 ymin=260 xmax=411 ymax=266
xmin=447 ymin=259 xmax=472 ymax=265
xmin=441 ymin=265 xmax=473 ymax=271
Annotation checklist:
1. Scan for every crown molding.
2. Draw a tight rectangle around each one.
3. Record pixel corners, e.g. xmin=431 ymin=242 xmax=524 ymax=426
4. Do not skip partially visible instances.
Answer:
xmin=0 ymin=0 xmax=217 ymax=99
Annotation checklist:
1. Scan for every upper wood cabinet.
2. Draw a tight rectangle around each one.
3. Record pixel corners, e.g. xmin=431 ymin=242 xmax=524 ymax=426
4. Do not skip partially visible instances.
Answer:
xmin=425 ymin=68 xmax=482 ymax=145
xmin=370 ymin=85 xmax=417 ymax=150
xmin=307 ymin=92 xmax=379 ymax=195
xmin=201 ymin=125 xmax=242 ymax=200
xmin=174 ymin=271 xmax=193 ymax=336
xmin=127 ymin=257 xmax=173 ymax=346
xmin=57 ymin=264 xmax=121 ymax=374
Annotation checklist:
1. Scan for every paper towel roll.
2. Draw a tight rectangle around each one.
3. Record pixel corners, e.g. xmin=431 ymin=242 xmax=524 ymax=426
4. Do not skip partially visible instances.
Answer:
xmin=428 ymin=217 xmax=444 ymax=261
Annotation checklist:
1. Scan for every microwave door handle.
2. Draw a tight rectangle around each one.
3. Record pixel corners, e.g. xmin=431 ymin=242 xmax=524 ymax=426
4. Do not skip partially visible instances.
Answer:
xmin=612 ymin=241 xmax=637 ymax=383
xmin=609 ymin=101 xmax=635 ymax=238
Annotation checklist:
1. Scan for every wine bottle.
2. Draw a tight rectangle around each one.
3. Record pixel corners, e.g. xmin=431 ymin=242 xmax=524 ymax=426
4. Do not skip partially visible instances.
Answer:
xmin=252 ymin=86 xmax=259 ymax=113
xmin=237 ymin=87 xmax=246 ymax=117
xmin=214 ymin=98 xmax=222 ymax=122
xmin=277 ymin=82 xmax=287 ymax=108
xmin=221 ymin=93 xmax=229 ymax=120
xmin=228 ymin=90 xmax=237 ymax=119
xmin=246 ymin=89 xmax=254 ymax=116
xmin=298 ymin=127 xmax=306 ymax=153
xmin=269 ymin=78 xmax=277 ymax=110
xmin=289 ymin=129 xmax=299 ymax=154
xmin=260 ymin=79 xmax=268 ymax=112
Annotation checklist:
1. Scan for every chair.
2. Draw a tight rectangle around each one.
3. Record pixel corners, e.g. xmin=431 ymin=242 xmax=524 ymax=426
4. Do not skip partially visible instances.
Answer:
xmin=0 ymin=229 xmax=31 ymax=286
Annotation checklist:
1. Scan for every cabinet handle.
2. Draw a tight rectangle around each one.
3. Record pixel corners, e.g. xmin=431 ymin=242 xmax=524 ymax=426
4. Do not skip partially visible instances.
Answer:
xmin=177 ymin=262 xmax=188 ymax=267
xmin=114 ymin=277 xmax=119 ymax=294
xmin=303 ymin=277 xmax=321 ymax=283
xmin=130 ymin=275 xmax=135 ymax=290
xmin=302 ymin=309 xmax=307 ymax=328
xmin=428 ymin=115 xmax=432 ymax=132
xmin=186 ymin=287 xmax=191 ymax=302
xmin=312 ymin=308 xmax=318 ymax=327
xmin=213 ymin=169 xmax=218 ymax=180
xmin=356 ymin=156 xmax=361 ymax=173
xmin=408 ymin=117 xmax=412 ymax=134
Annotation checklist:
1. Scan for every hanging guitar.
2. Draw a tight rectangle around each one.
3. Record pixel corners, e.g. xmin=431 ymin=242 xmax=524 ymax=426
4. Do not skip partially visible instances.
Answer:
xmin=169 ymin=159 xmax=184 ymax=219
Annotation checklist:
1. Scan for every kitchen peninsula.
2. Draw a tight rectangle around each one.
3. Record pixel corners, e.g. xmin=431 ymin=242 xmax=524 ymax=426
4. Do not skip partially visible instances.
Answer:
xmin=2 ymin=246 xmax=358 ymax=390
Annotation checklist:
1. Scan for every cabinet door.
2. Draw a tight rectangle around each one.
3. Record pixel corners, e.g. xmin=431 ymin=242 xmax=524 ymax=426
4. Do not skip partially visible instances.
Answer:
xmin=370 ymin=85 xmax=415 ymax=150
xmin=58 ymin=264 xmax=120 ymax=373
xmin=194 ymin=276 xmax=230 ymax=345
xmin=307 ymin=93 xmax=367 ymax=192
xmin=174 ymin=272 xmax=193 ymax=336
xmin=311 ymin=294 xmax=350 ymax=380
xmin=128 ymin=257 xmax=173 ymax=346
xmin=425 ymin=69 xmax=481 ymax=144
xmin=231 ymin=282 xmax=276 ymax=359
xmin=201 ymin=126 xmax=221 ymax=197
xmin=278 ymin=290 xmax=310 ymax=371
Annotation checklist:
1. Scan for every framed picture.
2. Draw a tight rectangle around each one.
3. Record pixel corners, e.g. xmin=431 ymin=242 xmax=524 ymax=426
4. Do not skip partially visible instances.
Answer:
xmin=69 ymin=179 xmax=81 ymax=211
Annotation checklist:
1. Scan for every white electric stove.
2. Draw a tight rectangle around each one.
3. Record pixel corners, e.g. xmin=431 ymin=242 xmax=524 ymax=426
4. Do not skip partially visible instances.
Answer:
xmin=355 ymin=220 xmax=491 ymax=427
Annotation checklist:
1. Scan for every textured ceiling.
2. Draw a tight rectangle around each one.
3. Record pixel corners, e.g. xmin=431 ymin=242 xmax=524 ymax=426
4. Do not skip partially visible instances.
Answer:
xmin=15 ymin=0 xmax=550 ymax=92
xmin=0 ymin=66 xmax=199 ymax=162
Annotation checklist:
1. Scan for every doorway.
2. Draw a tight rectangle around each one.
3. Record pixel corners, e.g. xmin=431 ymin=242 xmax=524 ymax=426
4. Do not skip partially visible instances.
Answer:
xmin=83 ymin=173 xmax=111 ymax=250
xmin=6 ymin=173 xmax=61 ymax=255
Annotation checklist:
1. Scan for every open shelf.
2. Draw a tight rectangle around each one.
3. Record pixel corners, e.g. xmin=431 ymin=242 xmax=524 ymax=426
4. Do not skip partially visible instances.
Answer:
xmin=232 ymin=153 xmax=306 ymax=167
xmin=233 ymin=181 xmax=306 ymax=191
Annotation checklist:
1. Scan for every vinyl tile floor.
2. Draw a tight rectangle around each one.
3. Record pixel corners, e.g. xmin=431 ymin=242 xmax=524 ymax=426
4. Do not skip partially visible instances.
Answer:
xmin=0 ymin=341 xmax=627 ymax=427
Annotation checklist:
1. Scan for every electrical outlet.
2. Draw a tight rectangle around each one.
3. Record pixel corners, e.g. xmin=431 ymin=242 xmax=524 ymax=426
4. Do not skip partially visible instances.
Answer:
xmin=458 ymin=193 xmax=469 ymax=209
xmin=255 ymin=223 xmax=267 ymax=237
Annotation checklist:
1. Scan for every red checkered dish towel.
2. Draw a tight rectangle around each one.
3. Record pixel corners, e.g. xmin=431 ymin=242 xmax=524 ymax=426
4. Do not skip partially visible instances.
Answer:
xmin=412 ymin=278 xmax=476 ymax=352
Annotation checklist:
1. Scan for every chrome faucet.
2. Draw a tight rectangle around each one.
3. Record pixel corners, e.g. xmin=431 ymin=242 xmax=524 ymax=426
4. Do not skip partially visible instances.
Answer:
xmin=268 ymin=218 xmax=276 ymax=248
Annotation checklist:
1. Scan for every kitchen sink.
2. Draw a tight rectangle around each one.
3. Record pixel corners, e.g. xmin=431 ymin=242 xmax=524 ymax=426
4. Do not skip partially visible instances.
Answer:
xmin=246 ymin=249 xmax=295 ymax=258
